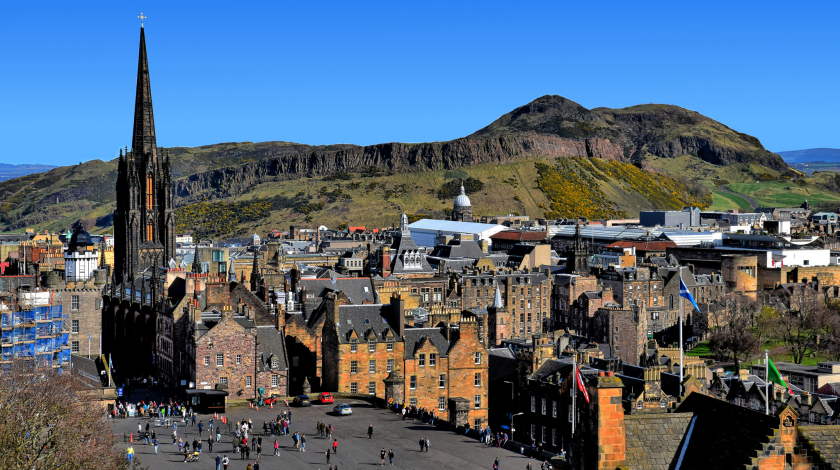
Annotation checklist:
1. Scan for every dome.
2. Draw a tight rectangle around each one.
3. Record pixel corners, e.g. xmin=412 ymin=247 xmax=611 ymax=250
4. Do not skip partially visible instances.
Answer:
xmin=68 ymin=225 xmax=93 ymax=250
xmin=454 ymin=185 xmax=471 ymax=207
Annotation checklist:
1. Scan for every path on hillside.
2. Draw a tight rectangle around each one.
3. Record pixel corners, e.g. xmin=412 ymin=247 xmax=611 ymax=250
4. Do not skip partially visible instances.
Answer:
xmin=718 ymin=185 xmax=758 ymax=210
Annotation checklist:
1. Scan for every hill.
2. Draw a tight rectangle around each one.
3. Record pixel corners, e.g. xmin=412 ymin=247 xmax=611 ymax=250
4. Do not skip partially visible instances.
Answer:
xmin=777 ymin=148 xmax=840 ymax=163
xmin=0 ymin=163 xmax=57 ymax=182
xmin=0 ymin=95 xmax=809 ymax=237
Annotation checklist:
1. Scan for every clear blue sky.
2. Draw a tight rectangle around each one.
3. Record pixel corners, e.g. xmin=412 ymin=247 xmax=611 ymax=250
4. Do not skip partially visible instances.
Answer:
xmin=2 ymin=1 xmax=838 ymax=166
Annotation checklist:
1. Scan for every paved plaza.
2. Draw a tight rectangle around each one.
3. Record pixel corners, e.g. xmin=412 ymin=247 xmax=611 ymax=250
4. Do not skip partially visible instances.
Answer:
xmin=112 ymin=399 xmax=533 ymax=469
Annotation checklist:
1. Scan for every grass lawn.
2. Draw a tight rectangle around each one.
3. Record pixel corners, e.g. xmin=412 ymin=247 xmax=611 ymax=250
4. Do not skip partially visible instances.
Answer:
xmin=728 ymin=181 xmax=840 ymax=207
xmin=708 ymin=189 xmax=752 ymax=211
xmin=686 ymin=341 xmax=713 ymax=359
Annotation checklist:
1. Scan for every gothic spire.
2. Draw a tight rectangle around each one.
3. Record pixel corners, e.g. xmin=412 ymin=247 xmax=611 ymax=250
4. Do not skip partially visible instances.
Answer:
xmin=132 ymin=26 xmax=157 ymax=170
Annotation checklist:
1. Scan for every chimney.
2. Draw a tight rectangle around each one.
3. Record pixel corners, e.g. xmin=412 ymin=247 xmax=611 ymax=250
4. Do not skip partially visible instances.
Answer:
xmin=381 ymin=247 xmax=391 ymax=277
xmin=479 ymin=240 xmax=489 ymax=253
xmin=300 ymin=285 xmax=308 ymax=320
xmin=590 ymin=372 xmax=627 ymax=469
xmin=390 ymin=293 xmax=405 ymax=337
xmin=802 ymin=391 xmax=812 ymax=407
xmin=275 ymin=308 xmax=285 ymax=331
xmin=738 ymin=369 xmax=749 ymax=382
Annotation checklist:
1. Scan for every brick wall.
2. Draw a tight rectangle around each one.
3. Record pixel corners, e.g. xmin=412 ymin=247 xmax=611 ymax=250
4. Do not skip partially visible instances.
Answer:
xmin=446 ymin=320 xmax=489 ymax=428
xmin=63 ymin=289 xmax=103 ymax=359
xmin=336 ymin=333 xmax=404 ymax=397
xmin=404 ymin=340 xmax=449 ymax=415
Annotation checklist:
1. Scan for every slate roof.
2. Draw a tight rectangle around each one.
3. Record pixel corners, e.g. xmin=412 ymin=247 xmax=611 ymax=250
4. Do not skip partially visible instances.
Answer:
xmin=336 ymin=304 xmax=401 ymax=344
xmin=488 ymin=347 xmax=517 ymax=382
xmin=256 ymin=326 xmax=289 ymax=372
xmin=800 ymin=426 xmax=840 ymax=468
xmin=300 ymin=277 xmax=375 ymax=304
xmin=674 ymin=392 xmax=779 ymax=470
xmin=429 ymin=239 xmax=487 ymax=259
xmin=624 ymin=413 xmax=692 ymax=470
xmin=530 ymin=358 xmax=573 ymax=382
xmin=403 ymin=327 xmax=450 ymax=359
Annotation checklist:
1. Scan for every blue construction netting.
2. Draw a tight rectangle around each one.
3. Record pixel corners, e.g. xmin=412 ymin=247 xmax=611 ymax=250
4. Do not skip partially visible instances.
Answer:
xmin=51 ymin=305 xmax=62 ymax=319
xmin=1 ymin=313 xmax=10 ymax=326
xmin=2 ymin=346 xmax=12 ymax=360
xmin=14 ymin=343 xmax=34 ymax=357
xmin=35 ymin=306 xmax=50 ymax=321
xmin=59 ymin=333 xmax=69 ymax=347
xmin=23 ymin=327 xmax=35 ymax=341
xmin=58 ymin=349 xmax=70 ymax=364
xmin=22 ymin=311 xmax=34 ymax=323
xmin=12 ymin=312 xmax=23 ymax=325
xmin=35 ymin=338 xmax=51 ymax=353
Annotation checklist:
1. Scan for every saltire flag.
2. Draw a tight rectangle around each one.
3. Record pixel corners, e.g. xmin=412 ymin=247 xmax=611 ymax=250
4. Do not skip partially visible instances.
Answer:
xmin=679 ymin=276 xmax=701 ymax=312
xmin=768 ymin=358 xmax=794 ymax=395
xmin=574 ymin=363 xmax=590 ymax=403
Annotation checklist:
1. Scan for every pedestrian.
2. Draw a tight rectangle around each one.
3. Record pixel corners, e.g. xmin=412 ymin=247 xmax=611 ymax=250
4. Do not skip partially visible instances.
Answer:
xmin=245 ymin=442 xmax=251 ymax=460
xmin=419 ymin=438 xmax=424 ymax=452
xmin=368 ymin=424 xmax=374 ymax=439
xmin=178 ymin=438 xmax=184 ymax=452
xmin=172 ymin=430 xmax=177 ymax=444
xmin=193 ymin=438 xmax=198 ymax=454
xmin=274 ymin=439 xmax=279 ymax=456
xmin=217 ymin=428 xmax=222 ymax=442
xmin=199 ymin=420 xmax=204 ymax=437
xmin=209 ymin=435 xmax=214 ymax=453
xmin=246 ymin=463 xmax=253 ymax=470
xmin=326 ymin=448 xmax=331 ymax=464
xmin=252 ymin=435 xmax=256 ymax=451
xmin=333 ymin=439 xmax=338 ymax=454
xmin=388 ymin=449 xmax=394 ymax=466
xmin=223 ymin=455 xmax=230 ymax=470
xmin=215 ymin=454 xmax=222 ymax=470
xmin=301 ymin=434 xmax=306 ymax=452
xmin=328 ymin=423 xmax=333 ymax=440
xmin=527 ymin=463 xmax=532 ymax=470
xmin=127 ymin=445 xmax=134 ymax=463
xmin=380 ymin=447 xmax=386 ymax=466
xmin=494 ymin=457 xmax=500 ymax=470
xmin=153 ymin=437 xmax=158 ymax=454
xmin=425 ymin=437 xmax=430 ymax=452
xmin=257 ymin=443 xmax=262 ymax=459
xmin=254 ymin=460 xmax=260 ymax=470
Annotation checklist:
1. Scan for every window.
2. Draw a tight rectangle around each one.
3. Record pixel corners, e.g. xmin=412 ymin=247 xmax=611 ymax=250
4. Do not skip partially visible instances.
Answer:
xmin=474 ymin=395 xmax=481 ymax=409
xmin=541 ymin=398 xmax=546 ymax=415
xmin=368 ymin=382 xmax=376 ymax=395
xmin=430 ymin=353 xmax=436 ymax=366
xmin=419 ymin=354 xmax=426 ymax=367
xmin=369 ymin=338 xmax=376 ymax=352
xmin=474 ymin=352 xmax=482 ymax=365
xmin=552 ymin=401 xmax=557 ymax=418
xmin=71 ymin=341 xmax=79 ymax=353
xmin=350 ymin=382 xmax=357 ymax=394
xmin=71 ymin=320 xmax=79 ymax=333
xmin=245 ymin=376 xmax=252 ymax=387
xmin=235 ymin=354 xmax=242 ymax=365
xmin=204 ymin=356 xmax=210 ymax=366
xmin=541 ymin=426 xmax=547 ymax=443
xmin=552 ymin=428 xmax=557 ymax=446
xmin=439 ymin=374 xmax=446 ymax=388
xmin=531 ymin=396 xmax=536 ymax=412
xmin=531 ymin=423 xmax=536 ymax=439
xmin=410 ymin=398 xmax=417 ymax=406
xmin=219 ymin=376 xmax=228 ymax=385
xmin=216 ymin=353 xmax=224 ymax=367
xmin=439 ymin=397 xmax=446 ymax=411
xmin=568 ymin=405 xmax=572 ymax=422
xmin=410 ymin=376 xmax=417 ymax=389
xmin=350 ymin=338 xmax=357 ymax=352
xmin=351 ymin=360 xmax=358 ymax=374
xmin=387 ymin=359 xmax=394 ymax=372
xmin=271 ymin=357 xmax=278 ymax=369
xmin=386 ymin=338 xmax=394 ymax=351
xmin=636 ymin=401 xmax=642 ymax=410
xmin=369 ymin=360 xmax=376 ymax=374
xmin=71 ymin=295 xmax=79 ymax=310
xmin=475 ymin=372 xmax=482 ymax=387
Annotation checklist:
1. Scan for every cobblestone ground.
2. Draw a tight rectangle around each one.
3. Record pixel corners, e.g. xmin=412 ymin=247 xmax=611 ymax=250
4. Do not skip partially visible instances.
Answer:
xmin=111 ymin=399 xmax=534 ymax=470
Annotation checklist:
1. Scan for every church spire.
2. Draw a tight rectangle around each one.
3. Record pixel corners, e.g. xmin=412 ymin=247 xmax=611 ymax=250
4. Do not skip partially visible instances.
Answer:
xmin=132 ymin=26 xmax=157 ymax=170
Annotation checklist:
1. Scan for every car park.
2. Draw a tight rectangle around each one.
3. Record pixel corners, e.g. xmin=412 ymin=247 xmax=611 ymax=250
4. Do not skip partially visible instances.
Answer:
xmin=333 ymin=403 xmax=352 ymax=415
xmin=318 ymin=392 xmax=334 ymax=404
xmin=292 ymin=395 xmax=311 ymax=407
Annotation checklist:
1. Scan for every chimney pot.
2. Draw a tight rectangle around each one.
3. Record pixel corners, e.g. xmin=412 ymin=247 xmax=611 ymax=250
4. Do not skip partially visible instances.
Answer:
xmin=599 ymin=371 xmax=605 ymax=377
xmin=607 ymin=371 xmax=614 ymax=377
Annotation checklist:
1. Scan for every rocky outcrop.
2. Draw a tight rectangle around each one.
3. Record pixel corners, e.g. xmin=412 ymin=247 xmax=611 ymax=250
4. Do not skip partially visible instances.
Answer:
xmin=173 ymin=133 xmax=625 ymax=202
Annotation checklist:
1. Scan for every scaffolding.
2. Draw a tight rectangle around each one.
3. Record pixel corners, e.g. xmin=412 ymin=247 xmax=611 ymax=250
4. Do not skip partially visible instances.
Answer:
xmin=0 ymin=291 xmax=68 ymax=370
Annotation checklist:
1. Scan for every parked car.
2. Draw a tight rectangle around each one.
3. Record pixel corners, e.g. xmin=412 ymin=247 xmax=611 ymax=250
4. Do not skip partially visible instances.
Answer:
xmin=292 ymin=395 xmax=311 ymax=407
xmin=333 ymin=404 xmax=352 ymax=416
xmin=318 ymin=392 xmax=334 ymax=404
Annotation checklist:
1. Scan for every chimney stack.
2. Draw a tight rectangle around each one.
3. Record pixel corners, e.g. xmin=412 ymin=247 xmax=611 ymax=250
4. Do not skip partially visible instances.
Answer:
xmin=390 ymin=293 xmax=405 ymax=338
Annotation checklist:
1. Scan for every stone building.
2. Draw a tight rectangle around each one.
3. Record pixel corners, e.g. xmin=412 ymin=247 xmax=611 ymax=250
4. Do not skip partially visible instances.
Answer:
xmin=450 ymin=185 xmax=474 ymax=222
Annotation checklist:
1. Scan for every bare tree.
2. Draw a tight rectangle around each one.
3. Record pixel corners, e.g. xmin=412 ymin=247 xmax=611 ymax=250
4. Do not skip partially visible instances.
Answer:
xmin=770 ymin=285 xmax=829 ymax=364
xmin=0 ymin=359 xmax=146 ymax=470
xmin=707 ymin=294 xmax=768 ymax=370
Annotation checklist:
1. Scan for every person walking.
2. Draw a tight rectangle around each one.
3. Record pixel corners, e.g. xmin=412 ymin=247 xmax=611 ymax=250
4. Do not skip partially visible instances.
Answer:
xmin=257 ymin=443 xmax=262 ymax=459
xmin=274 ymin=439 xmax=279 ymax=456
xmin=368 ymin=424 xmax=374 ymax=439
xmin=216 ymin=428 xmax=222 ymax=442
xmin=209 ymin=435 xmax=214 ymax=453
xmin=332 ymin=439 xmax=338 ymax=454
xmin=252 ymin=435 xmax=256 ymax=451
xmin=328 ymin=424 xmax=333 ymax=440
xmin=245 ymin=442 xmax=251 ymax=460
xmin=425 ymin=437 xmax=430 ymax=452
xmin=126 ymin=445 xmax=134 ymax=463
xmin=301 ymin=434 xmax=306 ymax=452
xmin=222 ymin=455 xmax=230 ymax=470
xmin=380 ymin=448 xmax=386 ymax=466
xmin=419 ymin=438 xmax=425 ymax=452
xmin=388 ymin=449 xmax=394 ymax=466
xmin=494 ymin=457 xmax=500 ymax=470
xmin=215 ymin=454 xmax=222 ymax=470
xmin=326 ymin=448 xmax=331 ymax=464
xmin=172 ymin=430 xmax=177 ymax=445
xmin=246 ymin=463 xmax=253 ymax=470
xmin=153 ymin=436 xmax=158 ymax=454
xmin=199 ymin=420 xmax=204 ymax=437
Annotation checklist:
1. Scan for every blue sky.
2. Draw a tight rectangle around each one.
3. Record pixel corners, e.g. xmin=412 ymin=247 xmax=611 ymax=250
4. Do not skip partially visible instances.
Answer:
xmin=1 ymin=1 xmax=838 ymax=166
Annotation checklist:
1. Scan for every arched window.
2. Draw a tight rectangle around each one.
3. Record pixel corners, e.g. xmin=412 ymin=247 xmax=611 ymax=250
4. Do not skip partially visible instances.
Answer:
xmin=147 ymin=222 xmax=154 ymax=241
xmin=669 ymin=294 xmax=674 ymax=310
xmin=146 ymin=175 xmax=154 ymax=207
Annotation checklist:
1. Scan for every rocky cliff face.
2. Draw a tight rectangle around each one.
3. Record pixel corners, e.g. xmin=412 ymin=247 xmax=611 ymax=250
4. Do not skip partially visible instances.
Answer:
xmin=173 ymin=132 xmax=624 ymax=202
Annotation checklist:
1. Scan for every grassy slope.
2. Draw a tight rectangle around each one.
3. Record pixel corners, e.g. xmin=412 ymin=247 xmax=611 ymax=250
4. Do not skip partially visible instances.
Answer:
xmin=709 ymin=189 xmax=752 ymax=212
xmin=728 ymin=181 xmax=840 ymax=207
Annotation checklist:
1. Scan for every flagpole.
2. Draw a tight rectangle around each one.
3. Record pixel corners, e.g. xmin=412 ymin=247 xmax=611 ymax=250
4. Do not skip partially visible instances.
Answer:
xmin=571 ymin=356 xmax=576 ymax=436
xmin=679 ymin=294 xmax=684 ymax=395
xmin=765 ymin=349 xmax=770 ymax=415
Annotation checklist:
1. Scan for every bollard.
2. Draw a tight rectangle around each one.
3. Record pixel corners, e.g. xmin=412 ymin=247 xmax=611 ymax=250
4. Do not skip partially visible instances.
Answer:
xmin=130 ymin=433 xmax=133 ymax=443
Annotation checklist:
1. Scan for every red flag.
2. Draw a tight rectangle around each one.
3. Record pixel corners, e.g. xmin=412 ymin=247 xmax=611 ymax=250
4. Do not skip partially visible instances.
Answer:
xmin=575 ymin=364 xmax=590 ymax=403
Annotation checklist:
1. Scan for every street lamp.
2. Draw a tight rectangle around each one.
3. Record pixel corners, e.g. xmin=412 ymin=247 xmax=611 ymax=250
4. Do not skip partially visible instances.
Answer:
xmin=503 ymin=381 xmax=515 ymax=401
xmin=510 ymin=412 xmax=524 ymax=440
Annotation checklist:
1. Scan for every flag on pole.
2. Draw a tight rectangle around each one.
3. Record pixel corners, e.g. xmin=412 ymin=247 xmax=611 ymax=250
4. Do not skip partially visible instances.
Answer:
xmin=679 ymin=276 xmax=701 ymax=312
xmin=767 ymin=358 xmax=794 ymax=395
xmin=575 ymin=363 xmax=590 ymax=403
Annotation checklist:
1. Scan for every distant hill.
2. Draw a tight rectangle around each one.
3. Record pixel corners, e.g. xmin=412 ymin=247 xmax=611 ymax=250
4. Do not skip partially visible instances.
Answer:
xmin=0 ymin=163 xmax=57 ymax=182
xmin=777 ymin=148 xmax=840 ymax=163
xmin=0 ymin=95 xmax=800 ymax=236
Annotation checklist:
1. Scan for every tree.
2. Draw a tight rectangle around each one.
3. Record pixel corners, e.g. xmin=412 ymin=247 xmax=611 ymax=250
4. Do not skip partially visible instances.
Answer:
xmin=0 ymin=359 xmax=145 ymax=470
xmin=770 ymin=285 xmax=829 ymax=364
xmin=706 ymin=294 xmax=768 ymax=370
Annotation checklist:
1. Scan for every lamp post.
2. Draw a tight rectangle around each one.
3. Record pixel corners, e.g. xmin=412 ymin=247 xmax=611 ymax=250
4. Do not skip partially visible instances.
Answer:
xmin=510 ymin=412 xmax=524 ymax=442
xmin=503 ymin=381 xmax=515 ymax=401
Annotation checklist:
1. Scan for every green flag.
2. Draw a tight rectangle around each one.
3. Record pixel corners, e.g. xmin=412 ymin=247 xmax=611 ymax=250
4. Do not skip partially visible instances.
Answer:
xmin=767 ymin=358 xmax=792 ymax=394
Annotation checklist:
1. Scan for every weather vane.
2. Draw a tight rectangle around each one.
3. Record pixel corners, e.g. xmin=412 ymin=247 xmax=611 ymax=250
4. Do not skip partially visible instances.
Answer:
xmin=138 ymin=12 xmax=147 ymax=28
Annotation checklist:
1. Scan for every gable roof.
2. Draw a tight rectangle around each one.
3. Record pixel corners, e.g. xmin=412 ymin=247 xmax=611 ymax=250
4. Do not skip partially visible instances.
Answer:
xmin=335 ymin=304 xmax=400 ymax=344
xmin=403 ymin=327 xmax=450 ymax=359
xmin=624 ymin=413 xmax=692 ymax=470
xmin=300 ymin=277 xmax=375 ymax=305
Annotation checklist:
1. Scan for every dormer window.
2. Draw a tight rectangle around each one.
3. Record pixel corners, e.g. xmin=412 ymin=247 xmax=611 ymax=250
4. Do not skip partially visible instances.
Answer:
xmin=350 ymin=338 xmax=358 ymax=352
xmin=271 ymin=357 xmax=278 ymax=369
xmin=369 ymin=338 xmax=376 ymax=352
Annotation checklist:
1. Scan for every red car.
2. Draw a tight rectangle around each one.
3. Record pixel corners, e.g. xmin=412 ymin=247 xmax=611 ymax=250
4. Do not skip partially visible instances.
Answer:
xmin=318 ymin=392 xmax=334 ymax=404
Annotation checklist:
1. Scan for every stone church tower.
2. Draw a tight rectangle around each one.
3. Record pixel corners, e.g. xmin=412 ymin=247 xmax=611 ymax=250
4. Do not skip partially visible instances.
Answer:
xmin=566 ymin=223 xmax=590 ymax=275
xmin=113 ymin=26 xmax=175 ymax=284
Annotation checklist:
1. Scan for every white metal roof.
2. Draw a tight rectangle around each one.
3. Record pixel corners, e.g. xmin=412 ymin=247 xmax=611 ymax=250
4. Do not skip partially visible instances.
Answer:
xmin=408 ymin=219 xmax=507 ymax=234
